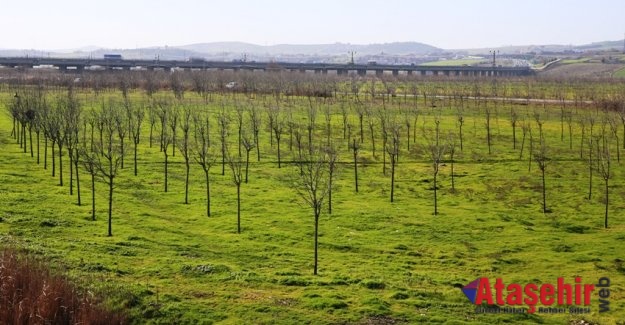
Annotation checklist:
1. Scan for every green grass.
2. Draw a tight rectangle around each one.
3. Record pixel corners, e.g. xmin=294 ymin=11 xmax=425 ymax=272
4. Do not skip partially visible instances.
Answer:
xmin=560 ymin=58 xmax=591 ymax=64
xmin=1 ymin=90 xmax=624 ymax=324
xmin=612 ymin=67 xmax=625 ymax=78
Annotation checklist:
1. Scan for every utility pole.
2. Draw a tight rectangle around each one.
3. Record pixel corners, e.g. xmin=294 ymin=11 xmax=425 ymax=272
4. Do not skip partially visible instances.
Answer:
xmin=489 ymin=50 xmax=499 ymax=67
xmin=348 ymin=51 xmax=356 ymax=65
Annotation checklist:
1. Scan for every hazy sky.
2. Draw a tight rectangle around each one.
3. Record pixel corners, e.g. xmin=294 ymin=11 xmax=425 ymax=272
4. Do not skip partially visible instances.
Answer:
xmin=1 ymin=0 xmax=623 ymax=50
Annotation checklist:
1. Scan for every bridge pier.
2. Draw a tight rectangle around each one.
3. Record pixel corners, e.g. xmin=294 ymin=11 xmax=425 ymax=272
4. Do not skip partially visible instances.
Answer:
xmin=391 ymin=70 xmax=399 ymax=76
xmin=357 ymin=69 xmax=366 ymax=76
xmin=375 ymin=70 xmax=383 ymax=76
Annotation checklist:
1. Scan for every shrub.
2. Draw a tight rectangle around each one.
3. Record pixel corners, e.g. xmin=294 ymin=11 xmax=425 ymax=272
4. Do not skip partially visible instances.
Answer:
xmin=0 ymin=248 xmax=127 ymax=324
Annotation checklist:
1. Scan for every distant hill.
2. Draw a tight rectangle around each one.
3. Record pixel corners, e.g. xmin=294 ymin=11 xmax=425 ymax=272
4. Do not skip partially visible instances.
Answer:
xmin=179 ymin=41 xmax=442 ymax=56
xmin=461 ymin=39 xmax=625 ymax=55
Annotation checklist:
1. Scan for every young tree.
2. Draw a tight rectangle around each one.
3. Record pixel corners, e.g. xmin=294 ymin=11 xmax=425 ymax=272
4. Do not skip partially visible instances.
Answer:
xmin=192 ymin=111 xmax=215 ymax=217
xmin=326 ymin=145 xmax=338 ymax=214
xmin=386 ymin=122 xmax=400 ymax=202
xmin=168 ymin=105 xmax=179 ymax=157
xmin=62 ymin=93 xmax=81 ymax=201
xmin=129 ymin=102 xmax=144 ymax=176
xmin=92 ymin=104 xmax=125 ymax=236
xmin=248 ymin=104 xmax=261 ymax=161
xmin=293 ymin=147 xmax=331 ymax=275
xmin=484 ymin=105 xmax=493 ymax=155
xmin=79 ymin=144 xmax=98 ymax=221
xmin=241 ymin=131 xmax=255 ymax=184
xmin=350 ymin=138 xmax=360 ymax=193
xmin=307 ymin=99 xmax=318 ymax=154
xmin=270 ymin=106 xmax=284 ymax=168
xmin=179 ymin=105 xmax=192 ymax=204
xmin=227 ymin=148 xmax=244 ymax=234
xmin=534 ymin=135 xmax=549 ymax=214
xmin=510 ymin=108 xmax=518 ymax=149
xmin=217 ymin=106 xmax=230 ymax=175
xmin=425 ymin=129 xmax=446 ymax=215
xmin=595 ymin=136 xmax=611 ymax=228
xmin=456 ymin=107 xmax=464 ymax=151
xmin=448 ymin=133 xmax=458 ymax=192
xmin=162 ymin=119 xmax=172 ymax=192
xmin=147 ymin=101 xmax=157 ymax=148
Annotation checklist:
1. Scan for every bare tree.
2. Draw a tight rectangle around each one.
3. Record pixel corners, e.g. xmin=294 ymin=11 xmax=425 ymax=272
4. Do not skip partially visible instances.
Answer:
xmin=248 ymin=104 xmax=261 ymax=161
xmin=386 ymin=121 xmax=400 ymax=202
xmin=168 ymin=104 xmax=179 ymax=157
xmin=326 ymin=145 xmax=338 ymax=214
xmin=192 ymin=111 xmax=215 ymax=217
xmin=510 ymin=108 xmax=518 ymax=149
xmin=485 ymin=105 xmax=493 ymax=155
xmin=61 ymin=93 xmax=81 ymax=203
xmin=350 ymin=138 xmax=360 ymax=193
xmin=269 ymin=105 xmax=284 ymax=168
xmin=448 ymin=133 xmax=458 ymax=192
xmin=79 ymin=144 xmax=98 ymax=221
xmin=242 ymin=131 xmax=255 ymax=184
xmin=92 ymin=104 xmax=125 ymax=236
xmin=179 ymin=105 xmax=192 ymax=204
xmin=425 ymin=129 xmax=446 ymax=215
xmin=595 ymin=136 xmax=611 ymax=228
xmin=217 ymin=106 xmax=231 ymax=175
xmin=129 ymin=102 xmax=144 ymax=176
xmin=293 ymin=147 xmax=331 ymax=275
xmin=534 ymin=135 xmax=549 ymax=214
xmin=227 ymin=148 xmax=244 ymax=234
xmin=147 ymin=101 xmax=157 ymax=148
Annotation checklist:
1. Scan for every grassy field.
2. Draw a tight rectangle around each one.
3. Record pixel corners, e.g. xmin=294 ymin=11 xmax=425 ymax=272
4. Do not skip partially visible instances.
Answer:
xmin=1 ymin=89 xmax=624 ymax=324
xmin=612 ymin=67 xmax=625 ymax=78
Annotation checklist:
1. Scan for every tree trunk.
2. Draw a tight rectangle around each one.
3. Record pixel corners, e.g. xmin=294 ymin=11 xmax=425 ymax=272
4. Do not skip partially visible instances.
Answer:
xmin=459 ymin=124 xmax=463 ymax=151
xmin=44 ymin=136 xmax=48 ymax=170
xmin=277 ymin=137 xmax=281 ymax=168
xmin=75 ymin=158 xmax=81 ymax=206
xmin=58 ymin=144 xmax=63 ymax=185
xmin=108 ymin=177 xmax=113 ymax=236
xmin=512 ymin=123 xmax=516 ymax=149
xmin=390 ymin=158 xmax=395 ymax=202
xmin=205 ymin=169 xmax=211 ymax=217
xmin=588 ymin=149 xmax=593 ymax=200
xmin=604 ymin=179 xmax=609 ymax=228
xmin=245 ymin=150 xmax=250 ymax=183
xmin=433 ymin=172 xmax=438 ymax=215
xmin=134 ymin=140 xmax=138 ymax=176
xmin=359 ymin=116 xmax=364 ymax=143
xmin=353 ymin=146 xmax=358 ymax=193
xmin=328 ymin=171 xmax=333 ymax=214
xmin=237 ymin=185 xmax=241 ymax=234
xmin=51 ymin=141 xmax=55 ymax=176
xmin=255 ymin=131 xmax=261 ymax=161
xmin=149 ymin=124 xmax=153 ymax=148
xmin=314 ymin=209 xmax=319 ymax=275
xmin=451 ymin=154 xmax=455 ymax=191
xmin=69 ymin=150 xmax=74 ymax=195
xmin=184 ymin=161 xmax=190 ymax=204
xmin=91 ymin=172 xmax=95 ymax=221
xmin=29 ymin=127 xmax=33 ymax=157
xmin=164 ymin=154 xmax=169 ymax=192
xmin=36 ymin=131 xmax=40 ymax=164
xmin=542 ymin=167 xmax=547 ymax=213
xmin=120 ymin=138 xmax=124 ymax=168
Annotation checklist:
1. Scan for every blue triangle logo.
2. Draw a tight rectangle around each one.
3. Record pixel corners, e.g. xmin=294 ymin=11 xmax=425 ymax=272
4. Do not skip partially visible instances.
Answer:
xmin=461 ymin=278 xmax=481 ymax=304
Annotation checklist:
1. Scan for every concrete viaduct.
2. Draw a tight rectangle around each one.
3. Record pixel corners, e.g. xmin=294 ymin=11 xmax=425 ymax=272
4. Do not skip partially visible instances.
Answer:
xmin=0 ymin=57 xmax=534 ymax=77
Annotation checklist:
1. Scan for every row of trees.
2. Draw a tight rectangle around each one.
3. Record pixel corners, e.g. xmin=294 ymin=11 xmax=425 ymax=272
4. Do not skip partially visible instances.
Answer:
xmin=5 ymin=82 xmax=621 ymax=273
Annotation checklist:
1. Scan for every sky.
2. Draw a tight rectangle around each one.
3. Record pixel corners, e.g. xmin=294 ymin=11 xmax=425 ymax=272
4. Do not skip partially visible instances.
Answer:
xmin=1 ymin=0 xmax=623 ymax=50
